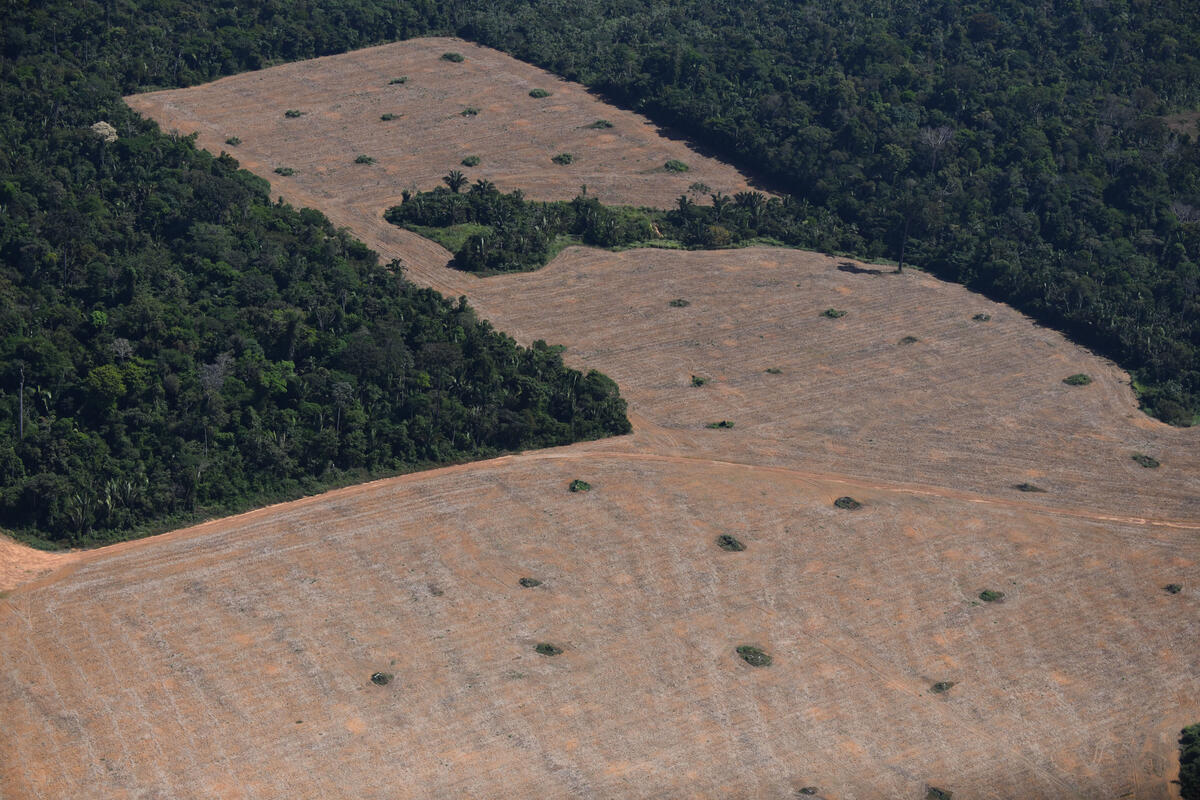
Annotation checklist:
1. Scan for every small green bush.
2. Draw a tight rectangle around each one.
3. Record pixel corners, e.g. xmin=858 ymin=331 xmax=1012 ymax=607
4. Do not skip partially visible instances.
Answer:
xmin=529 ymin=88 xmax=552 ymax=98
xmin=354 ymin=154 xmax=376 ymax=164
xmin=380 ymin=113 xmax=399 ymax=121
xmin=370 ymin=672 xmax=393 ymax=686
xmin=518 ymin=577 xmax=542 ymax=588
xmin=972 ymin=313 xmax=991 ymax=321
xmin=569 ymin=479 xmax=591 ymax=492
xmin=765 ymin=367 xmax=783 ymax=374
xmin=979 ymin=589 xmax=1005 ymax=602
xmin=441 ymin=52 xmax=464 ymax=62
xmin=706 ymin=420 xmax=734 ymax=429
xmin=552 ymin=152 xmax=574 ymax=165
xmin=798 ymin=789 xmax=819 ymax=796
xmin=224 ymin=136 xmax=241 ymax=145
xmin=1165 ymin=583 xmax=1183 ymax=594
xmin=388 ymin=76 xmax=408 ymax=85
xmin=664 ymin=159 xmax=689 ymax=172
xmin=899 ymin=335 xmax=919 ymax=344
xmin=716 ymin=534 xmax=746 ymax=552
xmin=461 ymin=107 xmax=479 ymax=116
xmin=926 ymin=788 xmax=954 ymax=800
xmin=283 ymin=109 xmax=303 ymax=118
xmin=273 ymin=167 xmax=295 ymax=176
xmin=691 ymin=375 xmax=708 ymax=387
xmin=688 ymin=181 xmax=712 ymax=194
xmin=930 ymin=681 xmax=955 ymax=694
xmin=833 ymin=496 xmax=861 ymax=510
xmin=1014 ymin=482 xmax=1045 ymax=493
xmin=668 ymin=298 xmax=690 ymax=307
xmin=1132 ymin=453 xmax=1160 ymax=468
xmin=461 ymin=155 xmax=480 ymax=167
xmin=585 ymin=119 xmax=613 ymax=129
xmin=822 ymin=308 xmax=847 ymax=318
xmin=534 ymin=642 xmax=562 ymax=656
xmin=1063 ymin=373 xmax=1092 ymax=386
xmin=736 ymin=645 xmax=772 ymax=667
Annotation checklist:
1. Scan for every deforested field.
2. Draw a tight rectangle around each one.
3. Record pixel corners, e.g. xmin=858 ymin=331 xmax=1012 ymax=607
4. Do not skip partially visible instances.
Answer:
xmin=0 ymin=38 xmax=1197 ymax=800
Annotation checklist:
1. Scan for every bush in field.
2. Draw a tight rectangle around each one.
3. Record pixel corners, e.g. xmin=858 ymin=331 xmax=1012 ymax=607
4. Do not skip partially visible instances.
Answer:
xmin=529 ymin=88 xmax=551 ymax=98
xmin=441 ymin=52 xmax=464 ymax=62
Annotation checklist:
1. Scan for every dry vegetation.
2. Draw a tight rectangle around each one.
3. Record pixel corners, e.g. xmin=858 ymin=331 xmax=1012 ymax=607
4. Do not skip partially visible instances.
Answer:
xmin=0 ymin=38 xmax=1196 ymax=800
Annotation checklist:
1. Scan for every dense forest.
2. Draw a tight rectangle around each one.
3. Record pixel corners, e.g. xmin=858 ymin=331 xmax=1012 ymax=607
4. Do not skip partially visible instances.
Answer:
xmin=3 ymin=0 xmax=1200 ymax=544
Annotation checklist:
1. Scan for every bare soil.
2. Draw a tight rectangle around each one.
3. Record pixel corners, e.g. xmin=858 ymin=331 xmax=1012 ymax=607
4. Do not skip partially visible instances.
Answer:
xmin=1 ymin=38 xmax=1196 ymax=800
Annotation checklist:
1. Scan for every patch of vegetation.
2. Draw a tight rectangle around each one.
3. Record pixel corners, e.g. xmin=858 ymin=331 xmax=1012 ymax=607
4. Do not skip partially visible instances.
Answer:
xmin=1165 ymin=583 xmax=1183 ymax=594
xmin=354 ymin=154 xmax=376 ymax=165
xmin=664 ymin=159 xmax=689 ymax=173
xmin=283 ymin=109 xmax=303 ymax=118
xmin=401 ymin=221 xmax=493 ymax=254
xmin=736 ymin=645 xmax=772 ymax=667
xmin=552 ymin=152 xmax=574 ymax=165
xmin=529 ymin=88 xmax=552 ymax=98
xmin=224 ymin=136 xmax=241 ymax=146
xmin=388 ymin=77 xmax=408 ymax=85
xmin=798 ymin=789 xmax=819 ymax=796
xmin=765 ymin=367 xmax=783 ymax=374
xmin=1014 ymin=482 xmax=1046 ymax=493
xmin=688 ymin=181 xmax=712 ymax=195
xmin=569 ymin=479 xmax=592 ymax=492
xmin=1063 ymin=373 xmax=1093 ymax=386
xmin=461 ymin=155 xmax=481 ymax=167
xmin=380 ymin=113 xmax=399 ymax=121
xmin=370 ymin=672 xmax=393 ymax=686
xmin=716 ymin=534 xmax=746 ymax=552
xmin=833 ymin=496 xmax=861 ymax=510
xmin=930 ymin=681 xmax=955 ymax=694
xmin=972 ymin=313 xmax=991 ymax=322
xmin=534 ymin=642 xmax=562 ymax=656
xmin=821 ymin=308 xmax=847 ymax=318
xmin=1180 ymin=724 xmax=1200 ymax=800
xmin=1132 ymin=453 xmax=1160 ymax=468
xmin=518 ymin=577 xmax=542 ymax=588
xmin=926 ymin=788 xmax=953 ymax=800
xmin=668 ymin=298 xmax=690 ymax=307
xmin=441 ymin=52 xmax=464 ymax=63
xmin=899 ymin=335 xmax=919 ymax=344
xmin=705 ymin=420 xmax=734 ymax=429
xmin=273 ymin=166 xmax=295 ymax=176
xmin=584 ymin=119 xmax=613 ymax=129
xmin=979 ymin=589 xmax=1005 ymax=602
xmin=461 ymin=107 xmax=479 ymax=116
xmin=691 ymin=375 xmax=708 ymax=386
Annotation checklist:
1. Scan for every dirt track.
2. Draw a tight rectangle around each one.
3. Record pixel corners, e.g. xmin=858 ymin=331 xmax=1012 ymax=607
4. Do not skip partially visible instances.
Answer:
xmin=0 ymin=37 xmax=1196 ymax=800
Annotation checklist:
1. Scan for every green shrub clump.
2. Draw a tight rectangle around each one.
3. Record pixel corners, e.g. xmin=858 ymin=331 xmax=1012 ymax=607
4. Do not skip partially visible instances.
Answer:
xmin=461 ymin=155 xmax=480 ymax=166
xmin=668 ymin=298 xmax=690 ymax=307
xmin=518 ymin=577 xmax=542 ymax=588
xmin=765 ymin=367 xmax=783 ymax=374
xmin=388 ymin=76 xmax=408 ymax=85
xmin=441 ymin=52 xmax=464 ymax=62
xmin=354 ymin=155 xmax=376 ymax=164
xmin=380 ymin=113 xmax=399 ymax=121
xmin=822 ymin=308 xmax=847 ymax=318
xmin=224 ymin=136 xmax=241 ymax=146
xmin=930 ymin=681 xmax=955 ymax=694
xmin=461 ymin=107 xmax=479 ymax=116
xmin=283 ymin=109 xmax=303 ymax=117
xmin=979 ymin=589 xmax=1005 ymax=602
xmin=705 ymin=420 xmax=734 ymax=429
xmin=552 ymin=152 xmax=574 ymax=165
xmin=664 ymin=159 xmax=689 ymax=172
xmin=972 ymin=313 xmax=991 ymax=321
xmin=1132 ymin=453 xmax=1160 ymax=468
xmin=736 ymin=645 xmax=771 ymax=667
xmin=834 ymin=496 xmax=861 ymax=510
xmin=585 ymin=119 xmax=613 ymax=129
xmin=569 ymin=479 xmax=591 ymax=492
xmin=1165 ymin=583 xmax=1183 ymax=594
xmin=1063 ymin=373 xmax=1092 ymax=385
xmin=273 ymin=166 xmax=295 ymax=176
xmin=691 ymin=375 xmax=708 ymax=387
xmin=529 ymin=88 xmax=551 ymax=98
xmin=370 ymin=672 xmax=393 ymax=686
xmin=1014 ymin=482 xmax=1045 ymax=493
xmin=534 ymin=642 xmax=562 ymax=656
xmin=716 ymin=534 xmax=746 ymax=552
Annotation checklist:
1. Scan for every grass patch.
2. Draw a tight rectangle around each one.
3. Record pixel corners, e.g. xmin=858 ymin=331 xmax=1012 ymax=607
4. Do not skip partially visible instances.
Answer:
xmin=370 ymin=672 xmax=393 ymax=686
xmin=1132 ymin=453 xmax=1160 ymax=468
xmin=441 ymin=52 xmax=464 ymax=62
xmin=1165 ymin=583 xmax=1183 ymax=594
xmin=668 ymin=298 xmax=690 ymax=307
xmin=1063 ymin=373 xmax=1092 ymax=386
xmin=979 ymin=589 xmax=1005 ymax=602
xmin=833 ymin=496 xmax=861 ymax=510
xmin=388 ymin=76 xmax=408 ymax=85
xmin=705 ymin=420 xmax=734 ymax=429
xmin=283 ymin=109 xmax=303 ymax=118
xmin=224 ymin=136 xmax=240 ymax=146
xmin=569 ymin=479 xmax=591 ymax=492
xmin=930 ymin=681 xmax=955 ymax=694
xmin=765 ymin=367 xmax=782 ymax=374
xmin=664 ymin=159 xmax=689 ymax=172
xmin=354 ymin=154 xmax=376 ymax=165
xmin=518 ymin=577 xmax=542 ymax=588
xmin=380 ymin=113 xmax=399 ymax=121
xmin=529 ymin=88 xmax=551 ymax=98
xmin=1014 ymin=482 xmax=1045 ymax=493
xmin=585 ymin=119 xmax=613 ymax=129
xmin=551 ymin=152 xmax=574 ymax=165
xmin=716 ymin=534 xmax=746 ymax=552
xmin=736 ymin=645 xmax=772 ymax=667
xmin=461 ymin=107 xmax=479 ymax=116
xmin=273 ymin=167 xmax=295 ymax=176
xmin=822 ymin=308 xmax=847 ymax=318
xmin=401 ymin=221 xmax=493 ymax=253
xmin=691 ymin=375 xmax=708 ymax=387
xmin=899 ymin=335 xmax=919 ymax=344
xmin=461 ymin=155 xmax=480 ymax=167
xmin=534 ymin=642 xmax=562 ymax=656
xmin=972 ymin=313 xmax=991 ymax=321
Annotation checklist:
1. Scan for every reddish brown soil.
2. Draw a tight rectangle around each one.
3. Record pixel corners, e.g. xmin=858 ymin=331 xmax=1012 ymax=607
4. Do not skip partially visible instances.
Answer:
xmin=1 ymin=39 xmax=1196 ymax=800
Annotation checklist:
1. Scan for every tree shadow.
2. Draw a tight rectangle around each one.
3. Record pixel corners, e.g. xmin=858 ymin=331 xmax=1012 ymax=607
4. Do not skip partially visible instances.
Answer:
xmin=836 ymin=261 xmax=884 ymax=276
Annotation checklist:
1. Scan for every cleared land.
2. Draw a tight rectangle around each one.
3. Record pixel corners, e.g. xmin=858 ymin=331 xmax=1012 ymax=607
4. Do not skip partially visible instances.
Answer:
xmin=0 ymin=38 xmax=1197 ymax=800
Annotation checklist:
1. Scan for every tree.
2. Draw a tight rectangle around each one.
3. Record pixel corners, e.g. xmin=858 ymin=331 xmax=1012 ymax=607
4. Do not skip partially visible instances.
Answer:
xmin=443 ymin=170 xmax=468 ymax=193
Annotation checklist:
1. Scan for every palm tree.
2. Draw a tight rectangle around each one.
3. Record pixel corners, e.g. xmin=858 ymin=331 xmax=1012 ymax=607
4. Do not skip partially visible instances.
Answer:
xmin=443 ymin=170 xmax=468 ymax=193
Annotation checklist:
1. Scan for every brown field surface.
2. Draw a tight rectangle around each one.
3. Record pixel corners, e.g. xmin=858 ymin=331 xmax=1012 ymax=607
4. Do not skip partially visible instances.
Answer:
xmin=0 ymin=39 xmax=1197 ymax=799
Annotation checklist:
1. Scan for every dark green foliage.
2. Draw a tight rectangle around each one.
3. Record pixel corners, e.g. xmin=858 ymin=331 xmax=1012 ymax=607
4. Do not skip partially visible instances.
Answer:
xmin=1166 ymin=583 xmax=1183 ymax=594
xmin=283 ymin=109 xmax=303 ymax=118
xmin=1063 ymin=373 xmax=1093 ymax=386
xmin=529 ymin=88 xmax=551 ymax=98
xmin=822 ymin=308 xmax=847 ymax=319
xmin=834 ymin=496 xmax=861 ymax=510
xmin=899 ymin=335 xmax=919 ymax=344
xmin=1014 ymin=483 xmax=1046 ymax=493
xmin=765 ymin=367 xmax=782 ymax=375
xmin=569 ymin=479 xmax=591 ymax=492
xmin=972 ymin=314 xmax=991 ymax=322
xmin=930 ymin=681 xmax=955 ymax=694
xmin=1181 ymin=724 xmax=1200 ymax=800
xmin=518 ymin=577 xmax=542 ymax=588
xmin=273 ymin=166 xmax=295 ymax=176
xmin=370 ymin=672 xmax=393 ymax=686
xmin=716 ymin=534 xmax=745 ymax=552
xmin=925 ymin=789 xmax=953 ymax=800
xmin=461 ymin=155 xmax=481 ymax=167
xmin=225 ymin=136 xmax=241 ymax=146
xmin=736 ymin=645 xmax=771 ymax=667
xmin=1132 ymin=453 xmax=1161 ymax=468
xmin=354 ymin=155 xmax=376 ymax=164
xmin=690 ymin=375 xmax=707 ymax=387
xmin=534 ymin=642 xmax=562 ymax=656
xmin=705 ymin=420 xmax=734 ymax=429
xmin=668 ymin=298 xmax=690 ymax=307
xmin=798 ymin=789 xmax=818 ymax=796
xmin=461 ymin=107 xmax=479 ymax=116
xmin=388 ymin=77 xmax=408 ymax=85
xmin=979 ymin=590 xmax=1005 ymax=602
xmin=552 ymin=153 xmax=574 ymax=165
xmin=441 ymin=52 xmax=464 ymax=63
xmin=584 ymin=120 xmax=613 ymax=129
xmin=380 ymin=113 xmax=399 ymax=121
xmin=663 ymin=159 xmax=689 ymax=173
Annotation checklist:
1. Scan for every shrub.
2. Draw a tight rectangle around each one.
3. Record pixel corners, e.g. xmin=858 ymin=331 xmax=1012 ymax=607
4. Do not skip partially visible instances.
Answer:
xmin=972 ymin=313 xmax=991 ymax=321
xmin=668 ymin=298 xmax=690 ymax=307
xmin=569 ymin=479 xmax=591 ymax=492
xmin=926 ymin=788 xmax=954 ymax=800
xmin=283 ymin=109 xmax=303 ymax=118
xmin=1063 ymin=373 xmax=1092 ymax=385
xmin=441 ymin=52 xmax=464 ymax=62
xmin=899 ymin=335 xmax=919 ymax=344
xmin=529 ymin=88 xmax=552 ymax=98
xmin=688 ymin=181 xmax=712 ymax=194
xmin=1014 ymin=482 xmax=1045 ymax=493
xmin=354 ymin=155 xmax=376 ymax=164
xmin=706 ymin=420 xmax=734 ymax=429
xmin=691 ymin=375 xmax=708 ymax=387
xmin=518 ymin=577 xmax=542 ymax=588
xmin=765 ymin=367 xmax=783 ymax=374
xmin=979 ymin=589 xmax=1005 ymax=602
xmin=370 ymin=672 xmax=393 ymax=686
xmin=664 ymin=159 xmax=689 ymax=172
xmin=822 ymin=308 xmax=847 ymax=318
xmin=1132 ymin=453 xmax=1160 ymax=468
xmin=798 ymin=789 xmax=819 ymax=796
xmin=461 ymin=107 xmax=479 ymax=116
xmin=1180 ymin=724 xmax=1200 ymax=800
xmin=585 ymin=119 xmax=613 ymax=129
xmin=224 ymin=136 xmax=241 ymax=145
xmin=1165 ymin=583 xmax=1183 ymax=594
xmin=388 ymin=76 xmax=408 ymax=85
xmin=380 ymin=113 xmax=399 ymax=121
xmin=552 ymin=153 xmax=574 ymax=165
xmin=273 ymin=167 xmax=295 ymax=176
xmin=736 ymin=645 xmax=771 ymax=667
xmin=930 ymin=681 xmax=955 ymax=693
xmin=534 ymin=642 xmax=562 ymax=656
xmin=716 ymin=534 xmax=746 ymax=552
xmin=834 ymin=496 xmax=861 ymax=510
xmin=460 ymin=155 xmax=481 ymax=167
